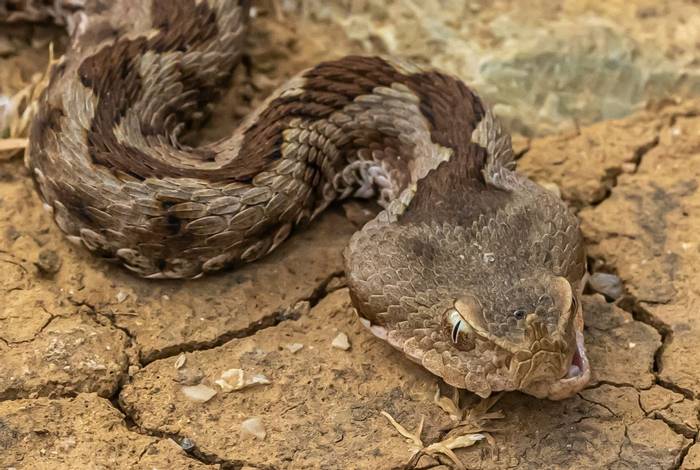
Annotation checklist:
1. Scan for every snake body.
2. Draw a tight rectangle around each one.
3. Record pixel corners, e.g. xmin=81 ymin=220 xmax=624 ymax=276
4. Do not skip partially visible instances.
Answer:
xmin=18 ymin=0 xmax=591 ymax=399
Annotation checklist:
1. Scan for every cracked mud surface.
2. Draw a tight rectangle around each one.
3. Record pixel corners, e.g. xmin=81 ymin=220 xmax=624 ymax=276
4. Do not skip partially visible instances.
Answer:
xmin=2 ymin=2 xmax=700 ymax=469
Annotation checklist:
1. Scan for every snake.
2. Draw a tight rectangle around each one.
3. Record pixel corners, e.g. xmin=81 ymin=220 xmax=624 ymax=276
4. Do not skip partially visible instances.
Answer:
xmin=9 ymin=0 xmax=591 ymax=400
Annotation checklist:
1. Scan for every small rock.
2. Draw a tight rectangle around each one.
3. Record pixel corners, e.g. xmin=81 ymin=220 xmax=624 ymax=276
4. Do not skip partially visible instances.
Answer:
xmin=285 ymin=343 xmax=304 ymax=353
xmin=241 ymin=417 xmax=266 ymax=440
xmin=35 ymin=249 xmax=61 ymax=276
xmin=181 ymin=384 xmax=217 ymax=403
xmin=178 ymin=437 xmax=195 ymax=452
xmin=588 ymin=272 xmax=624 ymax=300
xmin=116 ymin=291 xmax=128 ymax=303
xmin=331 ymin=332 xmax=351 ymax=350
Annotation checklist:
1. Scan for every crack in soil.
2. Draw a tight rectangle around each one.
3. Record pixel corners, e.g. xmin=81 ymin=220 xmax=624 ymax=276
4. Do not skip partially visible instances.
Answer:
xmin=0 ymin=305 xmax=55 ymax=345
xmin=137 ymin=270 xmax=344 ymax=364
xmin=652 ymin=410 xmax=698 ymax=439
xmin=584 ymin=243 xmax=690 ymax=402
xmin=91 ymin=272 xmax=346 ymax=470
xmin=589 ymin=130 xmax=660 ymax=208
xmin=577 ymin=392 xmax=618 ymax=418
xmin=110 ymin=394 xmax=257 ymax=469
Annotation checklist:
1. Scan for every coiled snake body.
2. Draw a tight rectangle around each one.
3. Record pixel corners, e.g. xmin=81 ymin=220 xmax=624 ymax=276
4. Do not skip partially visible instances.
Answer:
xmin=17 ymin=0 xmax=590 ymax=399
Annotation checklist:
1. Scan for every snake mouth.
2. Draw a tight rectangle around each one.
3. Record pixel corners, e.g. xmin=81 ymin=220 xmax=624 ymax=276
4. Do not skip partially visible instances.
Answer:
xmin=540 ymin=331 xmax=590 ymax=400
xmin=566 ymin=334 xmax=587 ymax=379
xmin=519 ymin=330 xmax=590 ymax=400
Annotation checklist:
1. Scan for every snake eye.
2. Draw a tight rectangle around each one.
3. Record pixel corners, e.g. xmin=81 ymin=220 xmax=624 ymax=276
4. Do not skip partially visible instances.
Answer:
xmin=513 ymin=309 xmax=527 ymax=320
xmin=451 ymin=319 xmax=462 ymax=343
xmin=446 ymin=308 xmax=472 ymax=343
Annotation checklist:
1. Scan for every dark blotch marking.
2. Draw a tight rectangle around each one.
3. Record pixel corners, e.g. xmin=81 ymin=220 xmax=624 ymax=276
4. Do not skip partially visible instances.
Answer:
xmin=79 ymin=0 xmax=235 ymax=181
xmin=165 ymin=214 xmax=181 ymax=235
xmin=408 ymin=236 xmax=438 ymax=269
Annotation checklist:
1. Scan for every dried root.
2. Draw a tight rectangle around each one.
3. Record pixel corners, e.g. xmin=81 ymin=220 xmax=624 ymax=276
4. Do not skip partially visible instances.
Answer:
xmin=0 ymin=43 xmax=56 ymax=161
xmin=381 ymin=384 xmax=504 ymax=469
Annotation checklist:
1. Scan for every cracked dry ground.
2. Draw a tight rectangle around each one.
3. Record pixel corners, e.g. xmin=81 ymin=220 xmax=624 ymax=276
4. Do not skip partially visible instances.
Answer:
xmin=2 ymin=102 xmax=700 ymax=470
xmin=1 ymin=90 xmax=700 ymax=470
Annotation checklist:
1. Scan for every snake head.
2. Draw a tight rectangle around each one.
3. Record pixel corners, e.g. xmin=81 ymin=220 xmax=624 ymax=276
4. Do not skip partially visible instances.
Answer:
xmin=345 ymin=196 xmax=590 ymax=400
xmin=443 ymin=275 xmax=590 ymax=399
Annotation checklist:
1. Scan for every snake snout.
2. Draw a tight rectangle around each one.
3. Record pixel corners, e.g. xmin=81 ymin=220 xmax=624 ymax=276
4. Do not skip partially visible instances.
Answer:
xmin=511 ymin=332 xmax=570 ymax=388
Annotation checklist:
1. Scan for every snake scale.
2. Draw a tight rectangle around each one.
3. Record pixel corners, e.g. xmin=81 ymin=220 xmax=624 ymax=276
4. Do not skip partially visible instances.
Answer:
xmin=9 ymin=0 xmax=591 ymax=399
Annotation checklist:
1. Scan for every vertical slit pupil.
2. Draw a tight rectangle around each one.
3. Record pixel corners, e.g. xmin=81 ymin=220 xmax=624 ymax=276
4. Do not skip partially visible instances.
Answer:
xmin=451 ymin=320 xmax=462 ymax=343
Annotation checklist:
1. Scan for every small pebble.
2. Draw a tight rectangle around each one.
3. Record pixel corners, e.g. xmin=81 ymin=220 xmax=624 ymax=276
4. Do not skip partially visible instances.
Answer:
xmin=116 ymin=291 xmax=128 ymax=303
xmin=286 ymin=343 xmax=304 ymax=353
xmin=36 ymin=249 xmax=61 ymax=275
xmin=181 ymin=384 xmax=217 ymax=403
xmin=241 ymin=417 xmax=266 ymax=440
xmin=332 ymin=332 xmax=351 ymax=351
xmin=588 ymin=272 xmax=624 ymax=300
xmin=179 ymin=437 xmax=195 ymax=452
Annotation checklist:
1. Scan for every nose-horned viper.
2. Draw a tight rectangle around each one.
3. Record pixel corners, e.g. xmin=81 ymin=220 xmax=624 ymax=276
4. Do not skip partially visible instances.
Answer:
xmin=16 ymin=0 xmax=591 ymax=400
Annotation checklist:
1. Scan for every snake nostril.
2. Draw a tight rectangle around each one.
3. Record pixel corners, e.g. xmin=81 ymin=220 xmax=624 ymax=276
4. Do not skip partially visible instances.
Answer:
xmin=513 ymin=309 xmax=527 ymax=320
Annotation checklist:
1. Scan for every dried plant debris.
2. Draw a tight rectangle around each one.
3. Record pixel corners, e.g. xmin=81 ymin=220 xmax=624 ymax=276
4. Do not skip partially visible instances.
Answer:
xmin=174 ymin=353 xmax=187 ymax=369
xmin=382 ymin=384 xmax=503 ymax=469
xmin=0 ymin=43 xmax=56 ymax=160
xmin=214 ymin=368 xmax=271 ymax=392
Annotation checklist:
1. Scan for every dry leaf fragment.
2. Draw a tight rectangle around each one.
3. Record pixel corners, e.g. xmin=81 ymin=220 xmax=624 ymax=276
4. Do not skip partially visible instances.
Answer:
xmin=174 ymin=353 xmax=187 ymax=369
xmin=214 ymin=368 xmax=271 ymax=392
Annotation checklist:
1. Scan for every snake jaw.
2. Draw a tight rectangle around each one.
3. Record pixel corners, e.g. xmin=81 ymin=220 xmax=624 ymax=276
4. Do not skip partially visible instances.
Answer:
xmin=518 ymin=287 xmax=591 ymax=399
xmin=522 ymin=331 xmax=590 ymax=400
